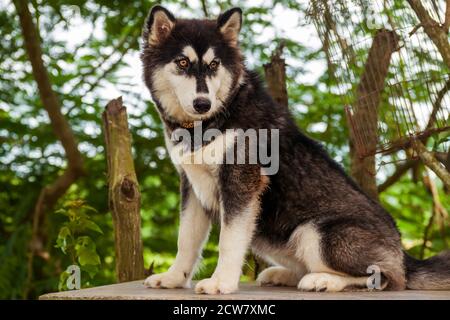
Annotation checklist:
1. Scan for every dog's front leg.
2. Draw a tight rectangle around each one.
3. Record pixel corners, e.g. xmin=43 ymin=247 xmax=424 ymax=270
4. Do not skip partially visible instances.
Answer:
xmin=194 ymin=201 xmax=258 ymax=294
xmin=144 ymin=181 xmax=211 ymax=289
xmin=195 ymin=167 xmax=266 ymax=295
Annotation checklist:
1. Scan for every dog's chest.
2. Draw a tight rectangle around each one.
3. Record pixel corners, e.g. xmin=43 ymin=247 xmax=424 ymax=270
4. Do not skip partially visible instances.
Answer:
xmin=164 ymin=130 xmax=237 ymax=212
xmin=183 ymin=163 xmax=220 ymax=212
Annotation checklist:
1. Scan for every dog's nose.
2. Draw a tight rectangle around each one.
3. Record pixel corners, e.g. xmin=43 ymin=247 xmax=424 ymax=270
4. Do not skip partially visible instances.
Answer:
xmin=193 ymin=98 xmax=211 ymax=114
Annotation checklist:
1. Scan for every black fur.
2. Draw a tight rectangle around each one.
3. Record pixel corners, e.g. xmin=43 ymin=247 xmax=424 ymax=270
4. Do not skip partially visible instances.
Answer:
xmin=217 ymin=8 xmax=243 ymax=31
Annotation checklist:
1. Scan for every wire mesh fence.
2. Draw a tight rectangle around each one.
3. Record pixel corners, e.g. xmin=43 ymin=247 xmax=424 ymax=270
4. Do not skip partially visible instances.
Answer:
xmin=308 ymin=0 xmax=450 ymax=159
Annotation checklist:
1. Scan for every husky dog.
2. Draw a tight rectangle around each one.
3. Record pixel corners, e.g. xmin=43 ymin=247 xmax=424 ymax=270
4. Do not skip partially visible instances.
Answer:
xmin=141 ymin=5 xmax=450 ymax=294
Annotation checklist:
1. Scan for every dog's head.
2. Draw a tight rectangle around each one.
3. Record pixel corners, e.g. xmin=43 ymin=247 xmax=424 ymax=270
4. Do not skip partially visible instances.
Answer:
xmin=141 ymin=6 xmax=244 ymax=122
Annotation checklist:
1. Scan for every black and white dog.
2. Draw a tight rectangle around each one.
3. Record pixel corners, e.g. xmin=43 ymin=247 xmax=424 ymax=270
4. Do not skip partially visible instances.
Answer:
xmin=141 ymin=5 xmax=450 ymax=294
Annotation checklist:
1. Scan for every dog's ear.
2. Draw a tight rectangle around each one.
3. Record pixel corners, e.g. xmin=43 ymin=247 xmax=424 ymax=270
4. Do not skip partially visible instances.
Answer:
xmin=144 ymin=5 xmax=176 ymax=46
xmin=217 ymin=8 xmax=242 ymax=46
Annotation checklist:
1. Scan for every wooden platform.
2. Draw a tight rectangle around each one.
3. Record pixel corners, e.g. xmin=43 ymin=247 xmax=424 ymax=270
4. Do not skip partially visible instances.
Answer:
xmin=39 ymin=280 xmax=450 ymax=300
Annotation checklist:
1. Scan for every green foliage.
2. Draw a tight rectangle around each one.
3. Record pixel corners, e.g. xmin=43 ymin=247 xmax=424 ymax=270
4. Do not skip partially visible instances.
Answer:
xmin=54 ymin=200 xmax=103 ymax=290
xmin=381 ymin=176 xmax=450 ymax=258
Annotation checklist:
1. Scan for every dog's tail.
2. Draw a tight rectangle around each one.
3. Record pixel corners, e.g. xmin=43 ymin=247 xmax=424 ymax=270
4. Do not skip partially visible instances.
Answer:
xmin=405 ymin=250 xmax=450 ymax=290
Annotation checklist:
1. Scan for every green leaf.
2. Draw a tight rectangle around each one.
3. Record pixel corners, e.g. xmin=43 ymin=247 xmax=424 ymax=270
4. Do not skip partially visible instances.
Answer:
xmin=64 ymin=200 xmax=85 ymax=209
xmin=55 ymin=208 xmax=70 ymax=217
xmin=82 ymin=264 xmax=100 ymax=278
xmin=78 ymin=247 xmax=101 ymax=266
xmin=83 ymin=220 xmax=103 ymax=234
xmin=55 ymin=227 xmax=71 ymax=254
xmin=58 ymin=226 xmax=71 ymax=238
xmin=75 ymin=236 xmax=94 ymax=250
xmin=58 ymin=271 xmax=70 ymax=291
xmin=82 ymin=204 xmax=98 ymax=214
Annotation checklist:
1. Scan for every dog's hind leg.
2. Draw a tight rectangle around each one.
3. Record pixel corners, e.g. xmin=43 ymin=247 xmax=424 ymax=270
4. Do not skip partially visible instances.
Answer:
xmin=252 ymin=236 xmax=308 ymax=287
xmin=292 ymin=221 xmax=405 ymax=292
xmin=257 ymin=266 xmax=302 ymax=287
xmin=298 ymin=273 xmax=368 ymax=292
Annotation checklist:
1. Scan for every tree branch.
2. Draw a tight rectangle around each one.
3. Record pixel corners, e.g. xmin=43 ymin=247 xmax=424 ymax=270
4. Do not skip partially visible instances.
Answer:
xmin=377 ymin=70 xmax=450 ymax=192
xmin=72 ymin=27 xmax=134 ymax=94
xmin=14 ymin=0 xmax=84 ymax=297
xmin=407 ymin=0 xmax=450 ymax=69
xmin=412 ymin=139 xmax=450 ymax=190
xmin=444 ymin=0 xmax=450 ymax=31
xmin=378 ymin=159 xmax=419 ymax=192
xmin=82 ymin=47 xmax=130 ymax=96
xmin=14 ymin=0 xmax=83 ymax=170
xmin=200 ymin=0 xmax=209 ymax=18
xmin=421 ymin=173 xmax=449 ymax=258
xmin=435 ymin=151 xmax=450 ymax=174
xmin=426 ymin=77 xmax=450 ymax=130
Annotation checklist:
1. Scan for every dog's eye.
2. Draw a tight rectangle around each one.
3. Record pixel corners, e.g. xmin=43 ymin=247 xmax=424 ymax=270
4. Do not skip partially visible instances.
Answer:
xmin=209 ymin=60 xmax=220 ymax=71
xmin=177 ymin=58 xmax=189 ymax=69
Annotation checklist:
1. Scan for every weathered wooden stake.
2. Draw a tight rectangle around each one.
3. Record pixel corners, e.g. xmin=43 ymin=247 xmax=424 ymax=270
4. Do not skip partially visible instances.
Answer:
xmin=264 ymin=41 xmax=289 ymax=108
xmin=102 ymin=97 xmax=145 ymax=282
xmin=349 ymin=29 xmax=399 ymax=200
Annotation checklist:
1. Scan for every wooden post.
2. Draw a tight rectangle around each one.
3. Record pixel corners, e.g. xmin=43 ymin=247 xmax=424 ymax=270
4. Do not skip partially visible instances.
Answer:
xmin=349 ymin=29 xmax=399 ymax=200
xmin=264 ymin=42 xmax=289 ymax=108
xmin=102 ymin=97 xmax=145 ymax=282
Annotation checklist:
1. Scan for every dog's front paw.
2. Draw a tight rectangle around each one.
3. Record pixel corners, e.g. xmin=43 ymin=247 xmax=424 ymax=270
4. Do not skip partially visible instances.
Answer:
xmin=257 ymin=266 xmax=300 ymax=287
xmin=195 ymin=277 xmax=238 ymax=295
xmin=144 ymin=271 xmax=188 ymax=289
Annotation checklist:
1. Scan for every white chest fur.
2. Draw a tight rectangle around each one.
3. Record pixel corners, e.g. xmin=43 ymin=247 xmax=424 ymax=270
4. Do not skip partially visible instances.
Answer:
xmin=183 ymin=163 xmax=219 ymax=212
xmin=165 ymin=130 xmax=237 ymax=212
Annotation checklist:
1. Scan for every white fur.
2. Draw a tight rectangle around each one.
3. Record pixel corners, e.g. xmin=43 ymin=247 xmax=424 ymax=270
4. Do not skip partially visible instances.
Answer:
xmin=154 ymin=61 xmax=199 ymax=118
xmin=152 ymin=65 xmax=195 ymax=121
xmin=290 ymin=223 xmax=338 ymax=274
xmin=183 ymin=45 xmax=198 ymax=63
xmin=298 ymin=273 xmax=368 ymax=292
xmin=144 ymin=187 xmax=211 ymax=289
xmin=168 ymin=130 xmax=237 ymax=212
xmin=195 ymin=198 xmax=259 ymax=294
xmin=202 ymin=48 xmax=215 ymax=64
xmin=257 ymin=266 xmax=300 ymax=287
xmin=207 ymin=63 xmax=233 ymax=109
xmin=183 ymin=165 xmax=219 ymax=212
